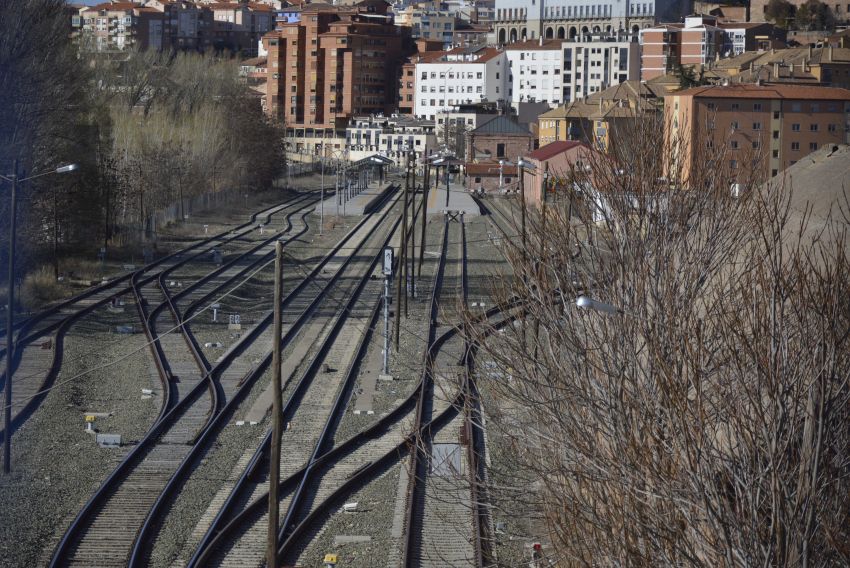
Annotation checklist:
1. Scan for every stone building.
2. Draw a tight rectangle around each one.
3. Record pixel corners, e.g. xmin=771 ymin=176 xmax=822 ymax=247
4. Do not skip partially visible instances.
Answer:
xmin=492 ymin=0 xmax=691 ymax=45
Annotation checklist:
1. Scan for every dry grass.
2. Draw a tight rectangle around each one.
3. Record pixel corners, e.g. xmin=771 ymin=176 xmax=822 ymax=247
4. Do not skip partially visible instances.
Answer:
xmin=19 ymin=266 xmax=67 ymax=310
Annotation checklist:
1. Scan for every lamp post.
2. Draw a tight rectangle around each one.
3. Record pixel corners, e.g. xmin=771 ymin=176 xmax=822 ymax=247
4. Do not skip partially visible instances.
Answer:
xmin=1 ymin=161 xmax=78 ymax=473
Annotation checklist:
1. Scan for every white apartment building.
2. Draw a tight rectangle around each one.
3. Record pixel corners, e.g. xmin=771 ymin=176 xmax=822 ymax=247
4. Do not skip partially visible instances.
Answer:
xmin=345 ymin=115 xmax=437 ymax=162
xmin=414 ymin=46 xmax=508 ymax=120
xmin=505 ymin=39 xmax=565 ymax=109
xmin=562 ymin=35 xmax=641 ymax=100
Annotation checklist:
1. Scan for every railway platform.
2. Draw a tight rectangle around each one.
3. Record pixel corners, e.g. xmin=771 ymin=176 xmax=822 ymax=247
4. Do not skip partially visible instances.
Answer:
xmin=427 ymin=182 xmax=480 ymax=217
xmin=319 ymin=181 xmax=395 ymax=216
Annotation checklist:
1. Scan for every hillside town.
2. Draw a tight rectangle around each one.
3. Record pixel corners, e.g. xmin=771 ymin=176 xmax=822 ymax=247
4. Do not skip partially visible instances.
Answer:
xmin=2 ymin=0 xmax=849 ymax=567
xmin=67 ymin=0 xmax=850 ymax=194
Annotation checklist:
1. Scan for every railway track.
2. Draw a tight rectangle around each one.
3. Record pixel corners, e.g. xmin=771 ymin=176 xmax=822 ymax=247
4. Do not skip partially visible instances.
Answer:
xmin=277 ymin=216 xmax=519 ymax=568
xmin=183 ymin=199 xmax=443 ymax=567
xmin=48 ymin=187 xmax=403 ymax=567
xmin=400 ymin=215 xmax=476 ymax=568
xmin=45 ymin=195 xmax=326 ymax=567
xmin=182 ymin=190 xmax=423 ymax=567
xmin=0 ymin=194 xmax=316 ymax=442
xmin=182 ymin=206 xmax=516 ymax=568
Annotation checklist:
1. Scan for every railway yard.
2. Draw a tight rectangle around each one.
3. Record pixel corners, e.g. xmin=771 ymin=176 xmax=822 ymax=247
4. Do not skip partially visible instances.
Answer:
xmin=0 ymin=173 xmax=538 ymax=568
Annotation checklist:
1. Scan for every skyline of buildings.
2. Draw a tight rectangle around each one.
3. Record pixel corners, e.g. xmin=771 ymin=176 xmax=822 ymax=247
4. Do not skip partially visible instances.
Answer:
xmin=65 ymin=0 xmax=850 ymax=192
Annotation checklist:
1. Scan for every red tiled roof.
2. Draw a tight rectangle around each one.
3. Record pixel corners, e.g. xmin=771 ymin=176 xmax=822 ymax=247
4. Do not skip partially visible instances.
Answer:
xmin=672 ymin=83 xmax=850 ymax=100
xmin=504 ymin=39 xmax=562 ymax=51
xmin=465 ymin=163 xmax=518 ymax=175
xmin=248 ymin=2 xmax=274 ymax=11
xmin=526 ymin=140 xmax=587 ymax=162
xmin=84 ymin=2 xmax=142 ymax=11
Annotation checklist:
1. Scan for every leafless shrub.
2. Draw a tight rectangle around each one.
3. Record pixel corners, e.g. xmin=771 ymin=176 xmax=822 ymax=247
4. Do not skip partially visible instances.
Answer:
xmin=468 ymin=115 xmax=850 ymax=566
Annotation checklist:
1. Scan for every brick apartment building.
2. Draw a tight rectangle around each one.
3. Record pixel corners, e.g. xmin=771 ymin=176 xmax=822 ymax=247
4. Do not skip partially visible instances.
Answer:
xmin=639 ymin=15 xmax=784 ymax=80
xmin=640 ymin=16 xmax=724 ymax=80
xmin=263 ymin=0 xmax=413 ymax=141
xmin=665 ymin=84 xmax=850 ymax=184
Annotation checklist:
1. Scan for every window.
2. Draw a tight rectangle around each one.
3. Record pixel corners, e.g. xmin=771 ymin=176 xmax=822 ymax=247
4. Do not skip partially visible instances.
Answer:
xmin=731 ymin=140 xmax=739 ymax=149
xmin=731 ymin=103 xmax=739 ymax=111
xmin=496 ymin=143 xmax=506 ymax=157
xmin=753 ymin=140 xmax=760 ymax=149
xmin=792 ymin=123 xmax=800 ymax=131
xmin=791 ymin=141 xmax=800 ymax=150
xmin=791 ymin=102 xmax=802 ymax=112
xmin=731 ymin=121 xmax=738 ymax=129
xmin=753 ymin=103 xmax=762 ymax=111
xmin=810 ymin=123 xmax=819 ymax=132
xmin=773 ymin=130 xmax=779 ymax=139
xmin=752 ymin=122 xmax=762 ymax=130
xmin=772 ymin=149 xmax=779 ymax=158
xmin=730 ymin=159 xmax=737 ymax=169
xmin=811 ymin=103 xmax=820 ymax=112
xmin=774 ymin=111 xmax=780 ymax=119
xmin=810 ymin=142 xmax=818 ymax=150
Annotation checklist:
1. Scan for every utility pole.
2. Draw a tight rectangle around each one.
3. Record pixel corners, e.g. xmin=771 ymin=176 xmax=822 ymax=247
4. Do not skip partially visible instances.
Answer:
xmin=395 ymin=154 xmax=410 ymax=345
xmin=519 ymin=156 xmax=527 ymax=260
xmin=267 ymin=241 xmax=284 ymax=568
xmin=402 ymin=153 xmax=410 ymax=316
xmin=409 ymin=156 xmax=417 ymax=299
xmin=3 ymin=159 xmax=17 ymax=474
xmin=382 ymin=247 xmax=393 ymax=375
xmin=418 ymin=152 xmax=430 ymax=277
xmin=444 ymin=161 xmax=450 ymax=208
xmin=319 ymin=145 xmax=324 ymax=235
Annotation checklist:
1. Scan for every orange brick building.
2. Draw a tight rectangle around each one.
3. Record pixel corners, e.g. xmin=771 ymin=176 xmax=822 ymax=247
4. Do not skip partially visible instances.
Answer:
xmin=640 ymin=16 xmax=726 ymax=80
xmin=665 ymin=84 xmax=850 ymax=183
xmin=263 ymin=0 xmax=412 ymax=137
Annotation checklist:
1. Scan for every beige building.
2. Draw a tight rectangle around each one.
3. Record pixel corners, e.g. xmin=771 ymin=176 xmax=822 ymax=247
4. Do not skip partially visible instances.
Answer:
xmin=537 ymin=79 xmax=669 ymax=147
xmin=665 ymin=83 xmax=850 ymax=184
xmin=707 ymin=46 xmax=850 ymax=90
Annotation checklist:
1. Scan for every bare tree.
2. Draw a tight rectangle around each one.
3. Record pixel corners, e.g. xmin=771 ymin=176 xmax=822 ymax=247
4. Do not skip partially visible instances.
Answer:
xmin=467 ymin=115 xmax=850 ymax=566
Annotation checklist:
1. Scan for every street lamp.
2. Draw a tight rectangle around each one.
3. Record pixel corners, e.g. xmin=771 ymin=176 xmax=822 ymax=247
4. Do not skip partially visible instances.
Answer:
xmin=0 ymin=160 xmax=78 ymax=473
xmin=575 ymin=295 xmax=622 ymax=315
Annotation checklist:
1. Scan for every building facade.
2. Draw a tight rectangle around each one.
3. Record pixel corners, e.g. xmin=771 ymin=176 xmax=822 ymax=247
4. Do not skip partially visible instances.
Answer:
xmin=413 ymin=46 xmax=508 ymax=120
xmin=344 ymin=115 xmax=437 ymax=162
xmin=263 ymin=0 xmax=412 ymax=140
xmin=563 ymin=34 xmax=641 ymax=100
xmin=72 ymin=0 xmax=275 ymax=53
xmin=505 ymin=39 xmax=565 ymax=109
xmin=493 ymin=0 xmax=692 ymax=45
xmin=639 ymin=15 xmax=725 ymax=80
xmin=665 ymin=84 xmax=850 ymax=184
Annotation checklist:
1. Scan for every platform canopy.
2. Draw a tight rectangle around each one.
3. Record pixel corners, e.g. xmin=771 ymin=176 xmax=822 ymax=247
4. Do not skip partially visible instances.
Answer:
xmin=352 ymin=154 xmax=395 ymax=168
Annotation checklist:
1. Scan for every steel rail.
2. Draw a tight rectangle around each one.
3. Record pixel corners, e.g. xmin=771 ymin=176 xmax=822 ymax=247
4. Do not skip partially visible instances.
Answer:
xmin=127 ymin=186 xmax=400 ymax=566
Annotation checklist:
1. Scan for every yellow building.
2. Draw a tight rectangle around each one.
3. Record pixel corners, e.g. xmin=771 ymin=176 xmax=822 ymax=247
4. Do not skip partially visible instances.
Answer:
xmin=537 ymin=80 xmax=672 ymax=150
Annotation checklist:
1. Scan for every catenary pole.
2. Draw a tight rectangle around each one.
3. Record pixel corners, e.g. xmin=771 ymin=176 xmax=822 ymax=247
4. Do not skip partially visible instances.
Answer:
xmin=267 ymin=241 xmax=284 ymax=567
